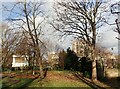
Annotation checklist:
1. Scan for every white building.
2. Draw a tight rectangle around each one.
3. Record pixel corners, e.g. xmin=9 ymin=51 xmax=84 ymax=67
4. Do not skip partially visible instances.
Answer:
xmin=12 ymin=55 xmax=29 ymax=68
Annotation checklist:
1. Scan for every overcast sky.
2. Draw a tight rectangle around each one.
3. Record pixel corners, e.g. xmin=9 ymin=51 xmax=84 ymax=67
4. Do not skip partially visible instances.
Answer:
xmin=0 ymin=0 xmax=119 ymax=54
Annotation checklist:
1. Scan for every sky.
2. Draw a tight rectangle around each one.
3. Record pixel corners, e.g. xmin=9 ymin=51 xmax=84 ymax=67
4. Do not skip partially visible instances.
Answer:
xmin=98 ymin=24 xmax=118 ymax=54
xmin=96 ymin=0 xmax=119 ymax=54
xmin=0 ymin=0 xmax=119 ymax=54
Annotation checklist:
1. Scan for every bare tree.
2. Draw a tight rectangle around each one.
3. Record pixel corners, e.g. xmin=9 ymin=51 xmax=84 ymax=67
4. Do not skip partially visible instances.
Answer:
xmin=114 ymin=19 xmax=120 ymax=40
xmin=3 ymin=1 xmax=48 ymax=78
xmin=52 ymin=0 xmax=109 ymax=80
xmin=110 ymin=2 xmax=120 ymax=40
xmin=1 ymin=23 xmax=20 ymax=68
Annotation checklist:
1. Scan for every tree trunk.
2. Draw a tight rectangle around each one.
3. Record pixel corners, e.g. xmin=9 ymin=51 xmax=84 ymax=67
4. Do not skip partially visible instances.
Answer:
xmin=91 ymin=24 xmax=97 ymax=81
xmin=32 ymin=51 xmax=35 ymax=75
xmin=39 ymin=57 xmax=44 ymax=78
xmin=36 ymin=48 xmax=44 ymax=78
xmin=92 ymin=56 xmax=97 ymax=81
xmin=91 ymin=46 xmax=97 ymax=81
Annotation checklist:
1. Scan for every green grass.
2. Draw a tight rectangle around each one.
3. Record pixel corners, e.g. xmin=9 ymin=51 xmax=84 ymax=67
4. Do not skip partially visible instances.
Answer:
xmin=2 ymin=77 xmax=20 ymax=88
xmin=2 ymin=76 xmax=33 ymax=88
xmin=10 ymin=78 xmax=33 ymax=88
xmin=1 ymin=70 xmax=92 ymax=88
xmin=27 ymin=71 xmax=92 ymax=88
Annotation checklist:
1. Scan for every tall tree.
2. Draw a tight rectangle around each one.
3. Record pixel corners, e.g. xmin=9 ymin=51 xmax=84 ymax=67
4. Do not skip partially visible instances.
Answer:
xmin=110 ymin=2 xmax=120 ymax=40
xmin=64 ymin=47 xmax=79 ymax=71
xmin=3 ymin=1 xmax=48 ymax=78
xmin=58 ymin=49 xmax=67 ymax=69
xmin=114 ymin=19 xmax=120 ymax=40
xmin=1 ymin=23 xmax=20 ymax=68
xmin=52 ymin=0 xmax=109 ymax=80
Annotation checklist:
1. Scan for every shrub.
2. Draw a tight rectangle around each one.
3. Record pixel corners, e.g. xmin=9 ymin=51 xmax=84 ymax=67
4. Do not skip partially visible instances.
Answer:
xmin=85 ymin=71 xmax=90 ymax=78
xmin=80 ymin=57 xmax=92 ymax=79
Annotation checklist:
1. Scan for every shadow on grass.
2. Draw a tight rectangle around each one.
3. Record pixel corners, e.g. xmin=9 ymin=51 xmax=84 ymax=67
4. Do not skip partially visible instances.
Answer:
xmin=43 ymin=68 xmax=48 ymax=79
xmin=75 ymin=72 xmax=120 ymax=89
xmin=2 ymin=79 xmax=20 ymax=88
xmin=74 ymin=73 xmax=105 ymax=89
xmin=2 ymin=68 xmax=49 ymax=89
xmin=2 ymin=76 xmax=39 ymax=89
xmin=101 ymin=68 xmax=120 ymax=88
xmin=101 ymin=77 xmax=120 ymax=88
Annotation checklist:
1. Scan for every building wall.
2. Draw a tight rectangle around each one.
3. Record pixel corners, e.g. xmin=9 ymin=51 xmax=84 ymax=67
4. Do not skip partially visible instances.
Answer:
xmin=12 ymin=55 xmax=29 ymax=67
xmin=72 ymin=39 xmax=91 ymax=58
xmin=48 ymin=52 xmax=59 ymax=70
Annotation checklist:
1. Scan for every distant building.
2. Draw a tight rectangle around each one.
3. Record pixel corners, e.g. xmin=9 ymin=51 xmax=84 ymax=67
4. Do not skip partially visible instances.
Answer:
xmin=72 ymin=39 xmax=91 ymax=58
xmin=48 ymin=52 xmax=59 ymax=70
xmin=12 ymin=55 xmax=29 ymax=68
xmin=72 ymin=39 xmax=117 ymax=69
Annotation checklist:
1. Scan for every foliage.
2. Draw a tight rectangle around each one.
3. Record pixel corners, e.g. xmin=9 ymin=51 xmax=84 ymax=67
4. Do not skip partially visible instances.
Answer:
xmin=58 ymin=50 xmax=67 ymax=69
xmin=80 ymin=57 xmax=92 ymax=79
xmin=52 ymin=0 xmax=110 ymax=80
xmin=64 ymin=47 xmax=80 ymax=71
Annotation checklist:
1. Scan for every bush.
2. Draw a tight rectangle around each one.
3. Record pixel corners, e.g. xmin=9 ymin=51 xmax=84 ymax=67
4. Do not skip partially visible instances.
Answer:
xmin=64 ymin=47 xmax=79 ymax=71
xmin=57 ymin=67 xmax=64 ymax=71
xmin=85 ymin=71 xmax=90 ymax=78
xmin=2 ymin=67 xmax=11 ymax=72
xmin=34 ymin=66 xmax=39 ymax=70
xmin=80 ymin=57 xmax=92 ymax=79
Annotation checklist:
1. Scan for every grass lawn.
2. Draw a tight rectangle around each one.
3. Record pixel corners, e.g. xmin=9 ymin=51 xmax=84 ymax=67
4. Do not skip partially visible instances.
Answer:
xmin=103 ymin=68 xmax=120 ymax=88
xmin=1 ymin=69 xmax=119 ymax=88
xmin=1 ymin=72 xmax=38 ymax=88
xmin=2 ymin=77 xmax=34 ymax=88
xmin=10 ymin=78 xmax=33 ymax=88
xmin=27 ymin=71 xmax=92 ymax=88
xmin=2 ymin=77 xmax=20 ymax=88
xmin=1 ymin=70 xmax=92 ymax=88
